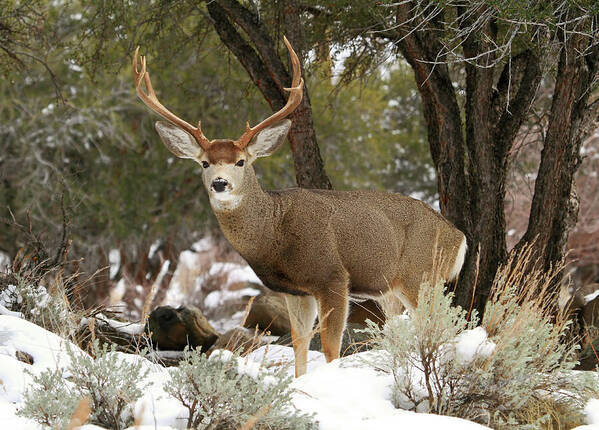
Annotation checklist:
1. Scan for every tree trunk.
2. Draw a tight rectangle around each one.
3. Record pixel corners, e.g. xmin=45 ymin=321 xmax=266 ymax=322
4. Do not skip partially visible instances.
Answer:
xmin=516 ymin=36 xmax=599 ymax=292
xmin=393 ymin=3 xmax=543 ymax=316
xmin=207 ymin=0 xmax=332 ymax=190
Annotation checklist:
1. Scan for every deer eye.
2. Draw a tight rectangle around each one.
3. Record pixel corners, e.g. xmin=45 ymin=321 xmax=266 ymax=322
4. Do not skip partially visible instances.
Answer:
xmin=201 ymin=161 xmax=209 ymax=168
xmin=235 ymin=159 xmax=245 ymax=167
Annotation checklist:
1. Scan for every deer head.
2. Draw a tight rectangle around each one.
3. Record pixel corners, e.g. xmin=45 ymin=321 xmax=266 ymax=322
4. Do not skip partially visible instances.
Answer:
xmin=132 ymin=37 xmax=304 ymax=210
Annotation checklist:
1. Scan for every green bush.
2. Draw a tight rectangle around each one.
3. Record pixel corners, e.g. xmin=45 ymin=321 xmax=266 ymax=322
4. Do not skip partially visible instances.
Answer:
xmin=18 ymin=341 xmax=151 ymax=429
xmin=365 ymin=265 xmax=598 ymax=429
xmin=164 ymin=348 xmax=316 ymax=429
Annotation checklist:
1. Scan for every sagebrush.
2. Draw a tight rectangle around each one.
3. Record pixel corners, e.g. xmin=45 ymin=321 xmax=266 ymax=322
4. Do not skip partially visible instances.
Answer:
xmin=366 ymin=251 xmax=598 ymax=429
xmin=165 ymin=348 xmax=316 ymax=429
xmin=18 ymin=341 xmax=150 ymax=430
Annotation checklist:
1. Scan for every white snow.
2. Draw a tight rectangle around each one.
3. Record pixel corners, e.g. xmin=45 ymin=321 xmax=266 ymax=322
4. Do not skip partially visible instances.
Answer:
xmin=454 ymin=327 xmax=496 ymax=365
xmin=191 ymin=236 xmax=215 ymax=252
xmin=80 ymin=313 xmax=144 ymax=336
xmin=197 ymin=262 xmax=263 ymax=289
xmin=148 ymin=240 xmax=161 ymax=259
xmin=248 ymin=344 xmax=327 ymax=376
xmin=178 ymin=250 xmax=200 ymax=271
xmin=585 ymin=289 xmax=599 ymax=305
xmin=586 ymin=399 xmax=599 ymax=424
xmin=0 ymin=284 xmax=21 ymax=309
xmin=0 ymin=315 xmax=84 ymax=371
xmin=156 ymin=260 xmax=170 ymax=284
xmin=292 ymin=351 xmax=489 ymax=430
xmin=573 ymin=398 xmax=599 ymax=429
xmin=0 ymin=354 xmax=31 ymax=402
xmin=0 ymin=304 xmax=22 ymax=318
xmin=0 ymin=284 xmax=23 ymax=318
xmin=108 ymin=249 xmax=120 ymax=279
xmin=0 ymin=312 xmax=595 ymax=430
xmin=0 ymin=402 xmax=39 ymax=429
xmin=204 ymin=286 xmax=261 ymax=309
xmin=162 ymin=250 xmax=202 ymax=306
xmin=225 ymin=264 xmax=262 ymax=286
xmin=165 ymin=240 xmax=264 ymax=308
xmin=109 ymin=278 xmax=127 ymax=306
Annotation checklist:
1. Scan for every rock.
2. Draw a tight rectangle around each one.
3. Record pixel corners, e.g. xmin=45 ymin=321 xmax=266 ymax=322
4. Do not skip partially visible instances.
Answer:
xmin=208 ymin=327 xmax=262 ymax=356
xmin=147 ymin=305 xmax=218 ymax=352
xmin=243 ymin=293 xmax=290 ymax=336
xmin=16 ymin=350 xmax=34 ymax=365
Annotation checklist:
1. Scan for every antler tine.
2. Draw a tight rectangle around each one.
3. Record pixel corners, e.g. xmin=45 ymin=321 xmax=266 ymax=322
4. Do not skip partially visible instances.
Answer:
xmin=132 ymin=47 xmax=211 ymax=150
xmin=235 ymin=36 xmax=304 ymax=149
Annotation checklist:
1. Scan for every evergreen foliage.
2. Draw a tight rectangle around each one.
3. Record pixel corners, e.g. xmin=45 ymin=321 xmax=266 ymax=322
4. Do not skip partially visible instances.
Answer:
xmin=0 ymin=1 xmax=431 ymax=265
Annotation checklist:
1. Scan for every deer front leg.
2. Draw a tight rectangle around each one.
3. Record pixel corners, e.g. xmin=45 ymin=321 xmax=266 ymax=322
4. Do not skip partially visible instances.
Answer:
xmin=284 ymin=294 xmax=317 ymax=377
xmin=316 ymin=285 xmax=349 ymax=362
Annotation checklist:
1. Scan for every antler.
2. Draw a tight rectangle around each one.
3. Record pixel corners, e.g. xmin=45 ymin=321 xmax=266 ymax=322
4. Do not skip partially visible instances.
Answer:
xmin=234 ymin=36 xmax=304 ymax=149
xmin=132 ymin=47 xmax=212 ymax=150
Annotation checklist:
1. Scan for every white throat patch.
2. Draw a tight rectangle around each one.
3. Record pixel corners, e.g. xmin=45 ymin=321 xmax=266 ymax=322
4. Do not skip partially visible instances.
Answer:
xmin=209 ymin=192 xmax=243 ymax=211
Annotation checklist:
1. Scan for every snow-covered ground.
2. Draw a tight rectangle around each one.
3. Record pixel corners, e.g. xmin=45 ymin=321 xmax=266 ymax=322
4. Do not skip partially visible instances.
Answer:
xmin=1 ymin=313 xmax=599 ymax=429
xmin=0 ymin=313 xmax=489 ymax=429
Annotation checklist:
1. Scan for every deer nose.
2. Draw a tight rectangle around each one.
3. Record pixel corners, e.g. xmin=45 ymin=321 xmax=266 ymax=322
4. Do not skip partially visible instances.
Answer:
xmin=211 ymin=178 xmax=229 ymax=193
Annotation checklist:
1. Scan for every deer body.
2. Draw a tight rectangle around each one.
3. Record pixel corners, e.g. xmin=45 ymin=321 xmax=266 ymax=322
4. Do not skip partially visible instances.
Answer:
xmin=133 ymin=38 xmax=466 ymax=377
xmin=214 ymin=177 xmax=464 ymax=304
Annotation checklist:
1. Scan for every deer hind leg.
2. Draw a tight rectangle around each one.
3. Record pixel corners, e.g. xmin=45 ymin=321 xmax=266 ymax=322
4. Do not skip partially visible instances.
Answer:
xmin=284 ymin=294 xmax=317 ymax=377
xmin=316 ymin=284 xmax=349 ymax=363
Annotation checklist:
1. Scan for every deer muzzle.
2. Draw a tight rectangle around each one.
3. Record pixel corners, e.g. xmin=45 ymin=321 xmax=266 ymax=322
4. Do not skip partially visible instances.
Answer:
xmin=211 ymin=178 xmax=229 ymax=193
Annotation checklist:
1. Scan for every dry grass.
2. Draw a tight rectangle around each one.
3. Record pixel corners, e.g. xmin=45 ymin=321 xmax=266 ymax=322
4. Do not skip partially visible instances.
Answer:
xmin=483 ymin=242 xmax=571 ymax=336
xmin=515 ymin=396 xmax=585 ymax=430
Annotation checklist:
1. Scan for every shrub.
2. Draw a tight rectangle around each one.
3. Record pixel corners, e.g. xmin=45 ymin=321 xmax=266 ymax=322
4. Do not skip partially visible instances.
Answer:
xmin=365 ymin=281 xmax=479 ymax=414
xmin=164 ymin=348 xmax=316 ymax=429
xmin=16 ymin=368 xmax=80 ymax=429
xmin=365 ymin=252 xmax=598 ymax=429
xmin=18 ymin=341 xmax=151 ymax=429
xmin=0 ymin=274 xmax=75 ymax=338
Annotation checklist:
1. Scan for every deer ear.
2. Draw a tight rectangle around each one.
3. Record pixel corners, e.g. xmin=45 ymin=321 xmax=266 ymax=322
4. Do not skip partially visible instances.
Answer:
xmin=155 ymin=121 xmax=204 ymax=159
xmin=247 ymin=120 xmax=291 ymax=159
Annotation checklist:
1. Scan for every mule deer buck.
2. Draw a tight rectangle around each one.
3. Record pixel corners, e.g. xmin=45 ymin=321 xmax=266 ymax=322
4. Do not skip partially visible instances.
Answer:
xmin=133 ymin=38 xmax=467 ymax=377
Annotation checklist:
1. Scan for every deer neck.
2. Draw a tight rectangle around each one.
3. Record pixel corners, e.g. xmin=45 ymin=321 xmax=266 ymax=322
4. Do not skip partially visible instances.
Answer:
xmin=210 ymin=168 xmax=275 ymax=258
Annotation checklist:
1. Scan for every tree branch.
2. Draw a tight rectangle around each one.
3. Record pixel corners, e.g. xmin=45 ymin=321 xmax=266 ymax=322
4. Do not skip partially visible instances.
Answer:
xmin=216 ymin=0 xmax=291 ymax=93
xmin=491 ymin=52 xmax=533 ymax=125
xmin=206 ymin=1 xmax=286 ymax=110
xmin=394 ymin=2 xmax=469 ymax=233
xmin=492 ymin=51 xmax=542 ymax=160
